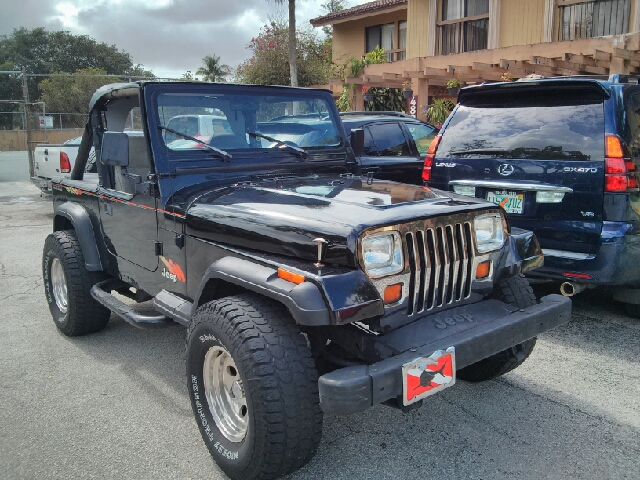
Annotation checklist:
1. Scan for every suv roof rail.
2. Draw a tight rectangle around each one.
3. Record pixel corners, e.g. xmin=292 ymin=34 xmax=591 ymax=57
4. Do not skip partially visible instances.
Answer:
xmin=526 ymin=74 xmax=638 ymax=84
xmin=608 ymin=74 xmax=640 ymax=84
xmin=339 ymin=111 xmax=414 ymax=118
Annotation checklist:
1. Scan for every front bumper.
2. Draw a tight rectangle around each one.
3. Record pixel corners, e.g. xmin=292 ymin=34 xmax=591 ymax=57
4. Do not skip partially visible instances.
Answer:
xmin=318 ymin=294 xmax=571 ymax=415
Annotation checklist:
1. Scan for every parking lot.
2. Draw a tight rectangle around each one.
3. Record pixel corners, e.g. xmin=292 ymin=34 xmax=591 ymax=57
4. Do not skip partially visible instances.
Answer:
xmin=1 ymin=152 xmax=639 ymax=480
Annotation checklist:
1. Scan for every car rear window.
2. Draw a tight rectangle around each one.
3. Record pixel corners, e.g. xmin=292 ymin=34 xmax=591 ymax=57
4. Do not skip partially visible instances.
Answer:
xmin=438 ymin=102 xmax=605 ymax=161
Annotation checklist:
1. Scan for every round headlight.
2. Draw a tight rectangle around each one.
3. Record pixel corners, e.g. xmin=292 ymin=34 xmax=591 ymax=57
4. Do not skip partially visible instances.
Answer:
xmin=362 ymin=231 xmax=404 ymax=278
xmin=474 ymin=213 xmax=505 ymax=253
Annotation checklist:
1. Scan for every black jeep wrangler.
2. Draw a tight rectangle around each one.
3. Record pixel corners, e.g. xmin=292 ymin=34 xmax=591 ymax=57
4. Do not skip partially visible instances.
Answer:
xmin=42 ymin=81 xmax=571 ymax=480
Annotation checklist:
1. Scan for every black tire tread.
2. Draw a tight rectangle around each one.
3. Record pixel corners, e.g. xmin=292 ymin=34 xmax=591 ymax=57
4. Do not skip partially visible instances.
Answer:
xmin=43 ymin=230 xmax=110 ymax=336
xmin=457 ymin=275 xmax=537 ymax=382
xmin=187 ymin=293 xmax=322 ymax=480
xmin=457 ymin=338 xmax=537 ymax=382
xmin=623 ymin=302 xmax=640 ymax=318
xmin=491 ymin=275 xmax=537 ymax=309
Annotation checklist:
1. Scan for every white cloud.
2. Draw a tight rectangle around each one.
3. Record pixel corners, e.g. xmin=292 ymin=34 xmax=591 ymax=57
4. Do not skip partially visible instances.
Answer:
xmin=1 ymin=0 xmax=375 ymax=78
xmin=53 ymin=3 xmax=81 ymax=29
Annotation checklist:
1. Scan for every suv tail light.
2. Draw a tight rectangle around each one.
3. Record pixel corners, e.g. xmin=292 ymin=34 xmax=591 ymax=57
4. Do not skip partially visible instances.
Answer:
xmin=60 ymin=152 xmax=71 ymax=173
xmin=422 ymin=135 xmax=442 ymax=182
xmin=605 ymin=135 xmax=638 ymax=192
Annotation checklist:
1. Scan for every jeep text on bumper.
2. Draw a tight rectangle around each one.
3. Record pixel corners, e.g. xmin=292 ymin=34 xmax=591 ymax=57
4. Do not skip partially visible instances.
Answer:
xmin=319 ymin=294 xmax=570 ymax=414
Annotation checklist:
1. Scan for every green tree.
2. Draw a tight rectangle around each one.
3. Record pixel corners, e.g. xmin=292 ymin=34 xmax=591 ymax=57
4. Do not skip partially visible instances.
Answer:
xmin=0 ymin=27 xmax=153 ymax=124
xmin=38 ymin=68 xmax=115 ymax=127
xmin=0 ymin=28 xmax=139 ymax=76
xmin=196 ymin=55 xmax=230 ymax=82
xmin=0 ymin=61 xmax=22 ymax=129
xmin=236 ymin=21 xmax=331 ymax=87
xmin=321 ymin=0 xmax=347 ymax=38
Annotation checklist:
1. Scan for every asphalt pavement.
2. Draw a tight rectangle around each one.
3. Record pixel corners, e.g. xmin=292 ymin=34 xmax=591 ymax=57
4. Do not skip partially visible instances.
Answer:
xmin=0 ymin=166 xmax=638 ymax=479
xmin=0 ymin=151 xmax=30 ymax=182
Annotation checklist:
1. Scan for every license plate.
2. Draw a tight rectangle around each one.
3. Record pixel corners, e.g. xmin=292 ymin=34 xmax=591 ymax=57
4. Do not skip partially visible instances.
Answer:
xmin=486 ymin=191 xmax=524 ymax=214
xmin=402 ymin=347 xmax=456 ymax=406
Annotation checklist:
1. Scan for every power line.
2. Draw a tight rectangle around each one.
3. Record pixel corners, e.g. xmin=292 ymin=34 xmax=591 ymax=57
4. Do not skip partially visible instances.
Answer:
xmin=0 ymin=71 xmax=178 ymax=80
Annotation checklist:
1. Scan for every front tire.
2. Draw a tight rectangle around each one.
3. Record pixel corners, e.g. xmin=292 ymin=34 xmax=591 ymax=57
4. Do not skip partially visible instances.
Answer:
xmin=457 ymin=276 xmax=537 ymax=382
xmin=42 ymin=230 xmax=110 ymax=336
xmin=186 ymin=294 xmax=323 ymax=480
xmin=623 ymin=302 xmax=640 ymax=318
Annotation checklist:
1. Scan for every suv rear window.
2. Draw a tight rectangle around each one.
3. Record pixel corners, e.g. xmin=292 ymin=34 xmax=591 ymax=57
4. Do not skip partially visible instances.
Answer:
xmin=438 ymin=102 xmax=605 ymax=161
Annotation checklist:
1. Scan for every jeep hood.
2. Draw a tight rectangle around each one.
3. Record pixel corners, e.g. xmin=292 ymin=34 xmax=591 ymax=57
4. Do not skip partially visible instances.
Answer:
xmin=177 ymin=176 xmax=491 ymax=266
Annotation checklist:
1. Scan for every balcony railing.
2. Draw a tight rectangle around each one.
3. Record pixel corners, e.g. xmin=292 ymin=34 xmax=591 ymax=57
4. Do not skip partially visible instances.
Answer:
xmin=384 ymin=48 xmax=407 ymax=62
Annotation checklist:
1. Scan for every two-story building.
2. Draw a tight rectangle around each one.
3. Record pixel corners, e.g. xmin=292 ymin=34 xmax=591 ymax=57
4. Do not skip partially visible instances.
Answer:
xmin=311 ymin=0 xmax=640 ymax=120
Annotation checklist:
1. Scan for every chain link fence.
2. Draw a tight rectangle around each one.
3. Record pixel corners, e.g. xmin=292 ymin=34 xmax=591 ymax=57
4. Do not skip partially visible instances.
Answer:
xmin=0 ymin=71 xmax=163 ymax=154
xmin=0 ymin=71 xmax=170 ymax=182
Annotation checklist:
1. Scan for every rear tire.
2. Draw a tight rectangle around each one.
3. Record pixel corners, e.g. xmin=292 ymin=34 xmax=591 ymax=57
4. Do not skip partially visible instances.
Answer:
xmin=186 ymin=294 xmax=323 ymax=480
xmin=623 ymin=302 xmax=640 ymax=318
xmin=457 ymin=276 xmax=537 ymax=382
xmin=42 ymin=230 xmax=110 ymax=336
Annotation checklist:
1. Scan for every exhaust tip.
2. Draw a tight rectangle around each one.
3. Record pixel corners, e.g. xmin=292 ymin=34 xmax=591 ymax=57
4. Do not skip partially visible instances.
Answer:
xmin=560 ymin=281 xmax=586 ymax=297
xmin=560 ymin=282 xmax=575 ymax=296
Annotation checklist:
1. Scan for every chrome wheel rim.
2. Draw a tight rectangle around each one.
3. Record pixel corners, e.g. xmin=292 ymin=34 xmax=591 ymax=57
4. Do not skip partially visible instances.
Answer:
xmin=203 ymin=345 xmax=248 ymax=442
xmin=51 ymin=258 xmax=68 ymax=314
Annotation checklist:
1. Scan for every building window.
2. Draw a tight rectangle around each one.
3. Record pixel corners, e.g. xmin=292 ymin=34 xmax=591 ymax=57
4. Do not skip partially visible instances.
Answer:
xmin=437 ymin=0 xmax=489 ymax=55
xmin=559 ymin=0 xmax=630 ymax=41
xmin=366 ymin=23 xmax=394 ymax=61
xmin=366 ymin=21 xmax=406 ymax=61
xmin=398 ymin=21 xmax=407 ymax=60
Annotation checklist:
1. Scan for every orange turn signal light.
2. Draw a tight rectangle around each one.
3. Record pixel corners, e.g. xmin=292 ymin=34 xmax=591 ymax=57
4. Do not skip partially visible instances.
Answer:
xmin=384 ymin=283 xmax=403 ymax=304
xmin=277 ymin=268 xmax=305 ymax=285
xmin=476 ymin=261 xmax=491 ymax=279
xmin=606 ymin=135 xmax=625 ymax=158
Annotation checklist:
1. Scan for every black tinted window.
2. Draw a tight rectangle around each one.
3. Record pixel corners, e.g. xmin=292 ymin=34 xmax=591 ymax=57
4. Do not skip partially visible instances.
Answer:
xmin=363 ymin=128 xmax=378 ymax=156
xmin=366 ymin=123 xmax=412 ymax=156
xmin=438 ymin=103 xmax=604 ymax=161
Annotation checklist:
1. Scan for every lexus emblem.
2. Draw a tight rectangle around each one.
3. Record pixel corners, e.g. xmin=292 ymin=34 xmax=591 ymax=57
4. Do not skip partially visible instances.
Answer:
xmin=497 ymin=164 xmax=515 ymax=176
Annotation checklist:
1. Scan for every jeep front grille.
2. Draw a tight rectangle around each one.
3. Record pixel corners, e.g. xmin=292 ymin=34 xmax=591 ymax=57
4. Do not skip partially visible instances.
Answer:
xmin=404 ymin=222 xmax=474 ymax=315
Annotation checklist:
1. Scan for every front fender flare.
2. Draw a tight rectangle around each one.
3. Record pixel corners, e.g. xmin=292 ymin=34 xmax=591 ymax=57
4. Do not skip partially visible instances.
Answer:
xmin=193 ymin=257 xmax=331 ymax=326
xmin=54 ymin=202 xmax=103 ymax=271
xmin=510 ymin=227 xmax=544 ymax=273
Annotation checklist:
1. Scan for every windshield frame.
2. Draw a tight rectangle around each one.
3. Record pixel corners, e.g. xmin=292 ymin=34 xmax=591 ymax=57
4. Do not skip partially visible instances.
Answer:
xmin=145 ymin=82 xmax=347 ymax=169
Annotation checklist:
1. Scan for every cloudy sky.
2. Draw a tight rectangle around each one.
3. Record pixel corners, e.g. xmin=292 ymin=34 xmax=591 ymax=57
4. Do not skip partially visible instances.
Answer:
xmin=1 ymin=0 xmax=369 ymax=79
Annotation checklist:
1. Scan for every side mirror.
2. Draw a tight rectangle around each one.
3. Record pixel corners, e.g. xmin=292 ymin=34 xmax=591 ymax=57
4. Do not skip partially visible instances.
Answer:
xmin=350 ymin=128 xmax=364 ymax=157
xmin=101 ymin=132 xmax=129 ymax=167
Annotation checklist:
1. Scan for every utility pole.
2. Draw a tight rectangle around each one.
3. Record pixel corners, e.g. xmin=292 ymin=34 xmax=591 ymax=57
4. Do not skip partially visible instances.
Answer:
xmin=21 ymin=69 xmax=35 ymax=178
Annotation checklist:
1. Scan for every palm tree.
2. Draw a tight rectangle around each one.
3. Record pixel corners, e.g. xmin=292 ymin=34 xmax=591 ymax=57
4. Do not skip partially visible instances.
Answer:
xmin=196 ymin=55 xmax=230 ymax=82
xmin=271 ymin=0 xmax=298 ymax=87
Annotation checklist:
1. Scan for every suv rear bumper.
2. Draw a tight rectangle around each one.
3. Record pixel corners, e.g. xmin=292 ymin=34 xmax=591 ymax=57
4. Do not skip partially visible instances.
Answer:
xmin=528 ymin=232 xmax=640 ymax=285
xmin=318 ymin=294 xmax=571 ymax=415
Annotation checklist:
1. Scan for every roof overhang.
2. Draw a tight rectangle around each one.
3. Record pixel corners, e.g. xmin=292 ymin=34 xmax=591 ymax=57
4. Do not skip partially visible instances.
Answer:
xmin=311 ymin=0 xmax=407 ymax=27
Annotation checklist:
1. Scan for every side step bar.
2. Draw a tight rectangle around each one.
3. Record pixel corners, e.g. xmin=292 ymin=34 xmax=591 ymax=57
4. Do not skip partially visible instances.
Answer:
xmin=154 ymin=290 xmax=192 ymax=326
xmin=90 ymin=279 xmax=174 ymax=329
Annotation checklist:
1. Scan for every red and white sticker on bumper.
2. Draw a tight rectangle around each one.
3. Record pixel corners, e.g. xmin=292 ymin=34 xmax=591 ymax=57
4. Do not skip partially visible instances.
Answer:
xmin=402 ymin=347 xmax=456 ymax=406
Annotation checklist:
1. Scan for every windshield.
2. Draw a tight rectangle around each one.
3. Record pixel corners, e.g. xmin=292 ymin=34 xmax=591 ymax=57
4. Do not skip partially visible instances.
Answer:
xmin=155 ymin=89 xmax=342 ymax=155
